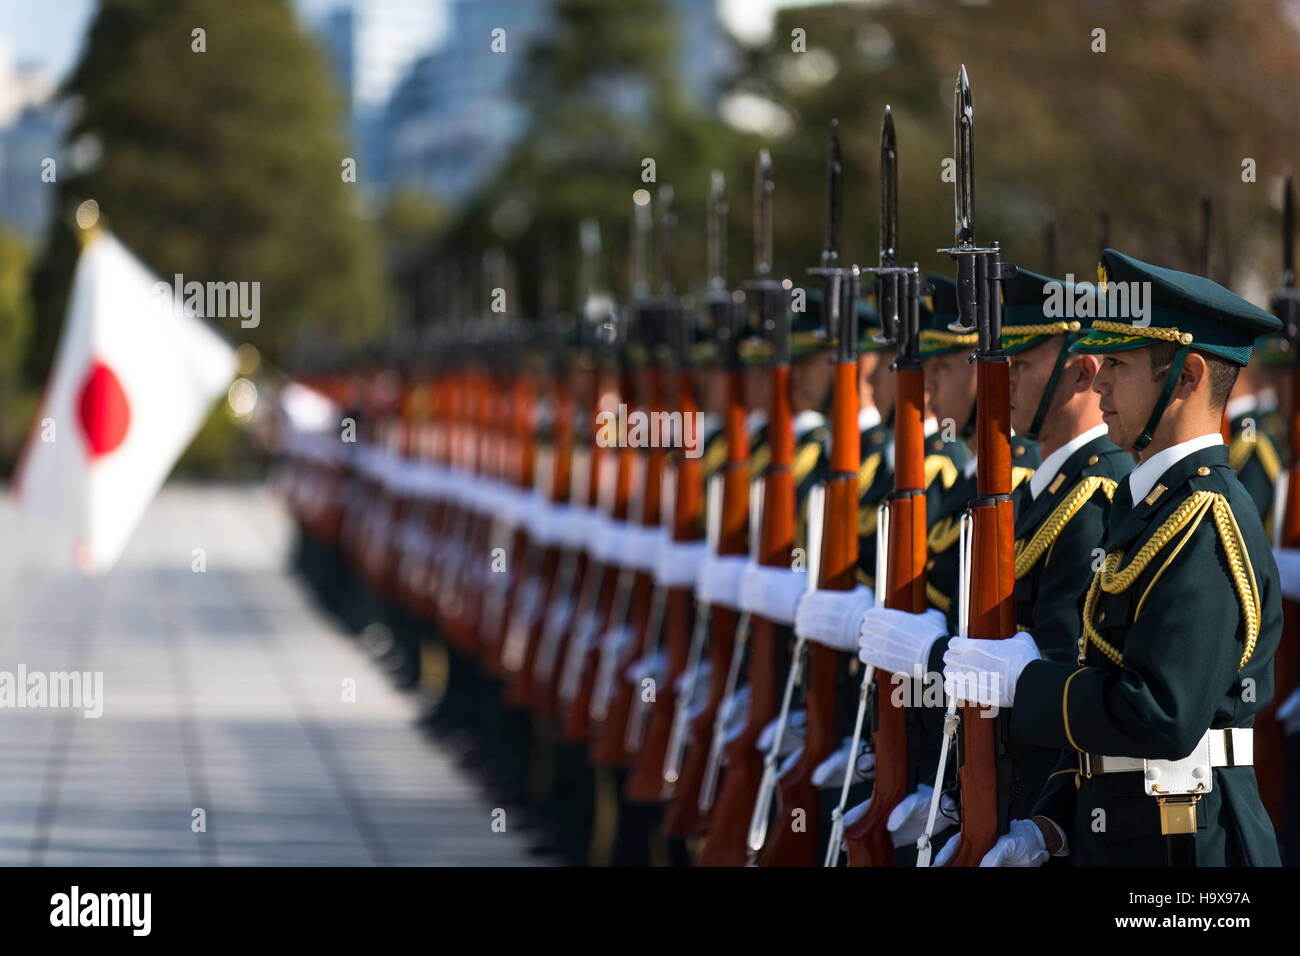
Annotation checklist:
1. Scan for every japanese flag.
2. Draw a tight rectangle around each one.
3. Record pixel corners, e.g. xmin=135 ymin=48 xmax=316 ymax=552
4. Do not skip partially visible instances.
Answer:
xmin=14 ymin=230 xmax=236 ymax=573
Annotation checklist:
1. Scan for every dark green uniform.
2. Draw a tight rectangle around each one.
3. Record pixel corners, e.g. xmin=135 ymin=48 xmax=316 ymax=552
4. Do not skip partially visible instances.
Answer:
xmin=1008 ymin=249 xmax=1285 ymax=866
xmin=1014 ymin=445 xmax=1282 ymax=865
xmin=1228 ymin=404 xmax=1282 ymax=532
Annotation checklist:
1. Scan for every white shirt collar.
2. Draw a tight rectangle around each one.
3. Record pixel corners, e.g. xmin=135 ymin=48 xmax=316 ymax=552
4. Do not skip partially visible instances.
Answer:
xmin=1029 ymin=424 xmax=1110 ymax=500
xmin=858 ymin=405 xmax=882 ymax=431
xmin=963 ymin=454 xmax=978 ymax=479
xmin=793 ymin=409 xmax=826 ymax=436
xmin=923 ymin=417 xmax=939 ymax=436
xmin=1127 ymin=432 xmax=1224 ymax=506
xmin=747 ymin=409 xmax=768 ymax=433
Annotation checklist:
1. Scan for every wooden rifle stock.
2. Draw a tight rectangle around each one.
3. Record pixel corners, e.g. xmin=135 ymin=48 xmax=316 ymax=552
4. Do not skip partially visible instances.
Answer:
xmin=662 ymin=357 xmax=750 ymax=835
xmin=697 ymin=364 xmax=796 ymax=865
xmin=760 ymin=361 xmax=858 ymax=865
xmin=845 ymin=360 xmax=928 ymax=865
xmin=592 ymin=361 xmax=667 ymax=764
xmin=625 ymin=365 xmax=705 ymax=801
xmin=503 ymin=371 xmax=574 ymax=707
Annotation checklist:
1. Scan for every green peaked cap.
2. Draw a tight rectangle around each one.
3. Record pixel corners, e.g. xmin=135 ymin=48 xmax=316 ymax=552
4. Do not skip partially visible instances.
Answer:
xmin=1070 ymin=249 xmax=1280 ymax=367
xmin=1000 ymin=267 xmax=1092 ymax=355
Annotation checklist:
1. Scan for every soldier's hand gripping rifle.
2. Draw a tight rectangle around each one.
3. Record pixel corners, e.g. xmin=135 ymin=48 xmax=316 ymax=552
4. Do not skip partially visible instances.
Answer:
xmin=661 ymin=173 xmax=752 ymax=838
xmin=755 ymin=120 xmax=860 ymax=866
xmin=924 ymin=66 xmax=1019 ymax=867
xmin=1261 ymin=170 xmax=1300 ymax=836
xmin=834 ymin=106 xmax=927 ymax=867
xmin=695 ymin=150 xmax=803 ymax=866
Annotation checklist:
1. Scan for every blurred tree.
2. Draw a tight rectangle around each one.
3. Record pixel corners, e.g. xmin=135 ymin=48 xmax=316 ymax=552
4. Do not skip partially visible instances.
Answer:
xmin=0 ymin=228 xmax=34 ymax=474
xmin=26 ymin=0 xmax=388 ymax=390
xmin=732 ymin=0 xmax=1300 ymax=299
xmin=435 ymin=0 xmax=758 ymax=319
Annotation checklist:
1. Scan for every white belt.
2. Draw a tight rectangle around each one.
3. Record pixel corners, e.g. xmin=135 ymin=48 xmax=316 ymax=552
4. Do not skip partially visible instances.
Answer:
xmin=1082 ymin=727 xmax=1253 ymax=775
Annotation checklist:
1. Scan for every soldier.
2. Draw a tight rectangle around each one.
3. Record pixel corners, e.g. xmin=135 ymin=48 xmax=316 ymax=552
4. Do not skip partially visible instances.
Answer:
xmin=856 ymin=268 xmax=1135 ymax=855
xmin=942 ymin=249 xmax=1284 ymax=866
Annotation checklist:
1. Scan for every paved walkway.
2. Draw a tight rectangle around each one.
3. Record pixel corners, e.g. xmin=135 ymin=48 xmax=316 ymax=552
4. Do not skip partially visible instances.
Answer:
xmin=0 ymin=484 xmax=547 ymax=866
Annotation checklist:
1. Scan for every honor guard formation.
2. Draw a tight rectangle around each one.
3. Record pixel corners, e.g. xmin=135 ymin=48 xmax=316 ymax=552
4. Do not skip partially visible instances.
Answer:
xmin=275 ymin=68 xmax=1300 ymax=867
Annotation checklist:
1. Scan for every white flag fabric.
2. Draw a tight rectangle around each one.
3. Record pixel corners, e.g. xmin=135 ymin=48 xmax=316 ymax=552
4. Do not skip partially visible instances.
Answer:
xmin=15 ymin=230 xmax=236 ymax=573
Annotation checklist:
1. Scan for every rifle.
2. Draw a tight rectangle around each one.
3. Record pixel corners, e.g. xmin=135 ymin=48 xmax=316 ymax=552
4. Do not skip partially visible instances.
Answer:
xmin=530 ymin=225 xmax=609 ymax=719
xmin=501 ymin=315 xmax=575 ymax=707
xmin=623 ymin=224 xmax=709 ymax=805
xmin=695 ymin=149 xmax=804 ymax=866
xmin=590 ymin=193 xmax=676 ymax=765
xmin=661 ymin=172 xmax=751 ymax=837
xmin=757 ymin=120 xmax=860 ymax=866
xmin=1261 ymin=170 xmax=1300 ymax=836
xmin=927 ymin=65 xmax=1019 ymax=867
xmin=837 ymin=106 xmax=927 ymax=866
xmin=557 ymin=221 xmax=640 ymax=745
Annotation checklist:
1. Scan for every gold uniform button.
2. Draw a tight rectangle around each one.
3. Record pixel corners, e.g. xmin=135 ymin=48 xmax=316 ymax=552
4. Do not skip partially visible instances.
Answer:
xmin=1197 ymin=466 xmax=1211 ymax=476
xmin=926 ymin=559 xmax=935 ymax=570
xmin=1014 ymin=446 xmax=1026 ymax=457
xmin=931 ymin=439 xmax=943 ymax=451
xmin=1098 ymin=611 xmax=1107 ymax=623
xmin=1087 ymin=455 xmax=1099 ymax=466
xmin=872 ymin=432 xmax=884 ymax=444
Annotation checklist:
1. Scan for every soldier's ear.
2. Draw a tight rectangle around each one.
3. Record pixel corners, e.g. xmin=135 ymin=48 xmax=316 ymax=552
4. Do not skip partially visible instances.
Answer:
xmin=1072 ymin=353 xmax=1100 ymax=392
xmin=1176 ymin=350 xmax=1209 ymax=401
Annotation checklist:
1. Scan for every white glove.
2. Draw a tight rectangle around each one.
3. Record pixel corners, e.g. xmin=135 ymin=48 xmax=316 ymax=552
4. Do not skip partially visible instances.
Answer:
xmin=1278 ymin=686 xmax=1300 ymax=736
xmin=811 ymin=736 xmax=875 ymax=788
xmin=757 ymin=709 xmax=805 ymax=758
xmin=942 ymin=632 xmax=1041 ymax=709
xmin=936 ymin=818 xmax=1050 ymax=867
xmin=858 ymin=606 xmax=949 ymax=676
xmin=1273 ymin=547 xmax=1300 ymax=602
xmin=886 ymin=785 xmax=957 ymax=849
xmin=794 ymin=586 xmax=876 ymax=652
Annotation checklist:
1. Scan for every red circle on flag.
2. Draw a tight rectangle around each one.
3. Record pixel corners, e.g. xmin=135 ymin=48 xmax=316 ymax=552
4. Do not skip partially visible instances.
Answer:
xmin=78 ymin=360 xmax=131 ymax=457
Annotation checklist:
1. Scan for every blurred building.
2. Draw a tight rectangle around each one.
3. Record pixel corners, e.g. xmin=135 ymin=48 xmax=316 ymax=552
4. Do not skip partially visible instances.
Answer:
xmin=312 ymin=0 xmax=448 ymax=201
xmin=315 ymin=0 xmax=732 ymax=210
xmin=0 ymin=42 xmax=63 ymax=238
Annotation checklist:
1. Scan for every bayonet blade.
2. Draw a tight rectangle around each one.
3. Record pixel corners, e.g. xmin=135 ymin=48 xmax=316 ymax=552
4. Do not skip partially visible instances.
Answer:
xmin=880 ymin=106 xmax=898 ymax=265
xmin=658 ymin=184 xmax=677 ymax=296
xmin=823 ymin=119 xmax=842 ymax=269
xmin=632 ymin=194 xmax=652 ymax=301
xmin=754 ymin=149 xmax=773 ymax=278
xmin=955 ymin=65 xmax=974 ymax=246
xmin=707 ymin=172 xmax=726 ymax=292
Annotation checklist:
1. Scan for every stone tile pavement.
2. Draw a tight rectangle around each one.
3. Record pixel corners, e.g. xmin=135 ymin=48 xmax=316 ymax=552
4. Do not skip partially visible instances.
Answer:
xmin=0 ymin=484 xmax=549 ymax=866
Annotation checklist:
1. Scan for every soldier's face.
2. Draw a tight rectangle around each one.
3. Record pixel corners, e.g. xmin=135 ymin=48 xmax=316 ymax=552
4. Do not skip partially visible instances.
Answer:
xmin=863 ymin=352 xmax=895 ymax=420
xmin=1091 ymin=348 xmax=1160 ymax=451
xmin=924 ymin=350 xmax=977 ymax=433
xmin=1008 ymin=337 xmax=1064 ymax=437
